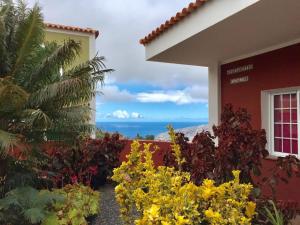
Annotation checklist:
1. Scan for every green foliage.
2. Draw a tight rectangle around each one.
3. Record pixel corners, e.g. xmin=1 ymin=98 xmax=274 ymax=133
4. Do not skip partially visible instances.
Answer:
xmin=0 ymin=0 xmax=112 ymax=153
xmin=95 ymin=129 xmax=105 ymax=139
xmin=0 ymin=156 xmax=40 ymax=197
xmin=135 ymin=133 xmax=155 ymax=140
xmin=0 ymin=186 xmax=64 ymax=225
xmin=262 ymin=201 xmax=285 ymax=225
xmin=43 ymin=184 xmax=100 ymax=225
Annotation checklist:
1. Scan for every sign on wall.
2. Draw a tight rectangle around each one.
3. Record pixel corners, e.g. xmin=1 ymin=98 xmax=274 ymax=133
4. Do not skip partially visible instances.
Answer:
xmin=230 ymin=76 xmax=249 ymax=85
xmin=227 ymin=64 xmax=253 ymax=75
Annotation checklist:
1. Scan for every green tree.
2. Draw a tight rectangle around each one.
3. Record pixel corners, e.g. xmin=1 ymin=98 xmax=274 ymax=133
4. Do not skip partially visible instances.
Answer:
xmin=0 ymin=0 xmax=112 ymax=153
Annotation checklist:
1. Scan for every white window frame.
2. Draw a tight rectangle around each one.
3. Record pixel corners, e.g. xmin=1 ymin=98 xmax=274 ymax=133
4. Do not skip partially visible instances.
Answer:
xmin=261 ymin=87 xmax=300 ymax=158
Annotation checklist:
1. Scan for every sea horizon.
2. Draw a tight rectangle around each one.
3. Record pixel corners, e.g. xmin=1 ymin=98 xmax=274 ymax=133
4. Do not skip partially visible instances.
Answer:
xmin=96 ymin=121 xmax=208 ymax=138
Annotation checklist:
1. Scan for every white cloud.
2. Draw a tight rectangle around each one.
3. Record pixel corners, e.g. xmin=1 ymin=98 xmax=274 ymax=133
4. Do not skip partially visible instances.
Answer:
xmin=97 ymin=84 xmax=208 ymax=105
xmin=136 ymin=85 xmax=208 ymax=105
xmin=98 ymin=85 xmax=134 ymax=102
xmin=29 ymin=0 xmax=208 ymax=89
xmin=131 ymin=112 xmax=143 ymax=118
xmin=107 ymin=110 xmax=130 ymax=119
xmin=106 ymin=110 xmax=143 ymax=119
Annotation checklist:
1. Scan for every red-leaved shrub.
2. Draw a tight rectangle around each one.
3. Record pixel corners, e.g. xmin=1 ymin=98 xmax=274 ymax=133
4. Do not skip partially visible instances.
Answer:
xmin=164 ymin=104 xmax=268 ymax=185
xmin=42 ymin=133 xmax=124 ymax=188
xmin=164 ymin=131 xmax=215 ymax=185
xmin=213 ymin=104 xmax=269 ymax=184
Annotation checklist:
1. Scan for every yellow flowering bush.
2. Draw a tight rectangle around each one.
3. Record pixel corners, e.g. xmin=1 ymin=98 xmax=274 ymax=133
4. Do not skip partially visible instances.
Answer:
xmin=112 ymin=136 xmax=257 ymax=225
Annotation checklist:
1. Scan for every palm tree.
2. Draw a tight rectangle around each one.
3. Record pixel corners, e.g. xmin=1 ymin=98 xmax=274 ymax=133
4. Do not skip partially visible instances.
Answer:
xmin=0 ymin=0 xmax=112 ymax=153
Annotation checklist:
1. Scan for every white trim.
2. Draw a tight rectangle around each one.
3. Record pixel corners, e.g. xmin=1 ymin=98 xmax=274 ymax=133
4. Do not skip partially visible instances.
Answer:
xmin=262 ymin=87 xmax=300 ymax=158
xmin=46 ymin=29 xmax=95 ymax=38
xmin=222 ymin=38 xmax=300 ymax=65
xmin=208 ymin=63 xmax=221 ymax=130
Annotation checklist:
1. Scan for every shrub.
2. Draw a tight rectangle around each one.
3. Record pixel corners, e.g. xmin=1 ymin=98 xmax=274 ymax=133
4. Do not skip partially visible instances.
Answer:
xmin=213 ymin=104 xmax=268 ymax=184
xmin=164 ymin=105 xmax=299 ymax=224
xmin=43 ymin=184 xmax=100 ymax=225
xmin=112 ymin=140 xmax=256 ymax=225
xmin=0 ymin=186 xmax=63 ymax=225
xmin=164 ymin=129 xmax=216 ymax=185
xmin=164 ymin=104 xmax=268 ymax=185
xmin=42 ymin=133 xmax=124 ymax=188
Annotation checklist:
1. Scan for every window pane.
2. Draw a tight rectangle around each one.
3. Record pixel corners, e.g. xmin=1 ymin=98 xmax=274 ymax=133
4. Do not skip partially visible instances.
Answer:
xmin=292 ymin=124 xmax=298 ymax=139
xmin=274 ymin=124 xmax=282 ymax=137
xmin=274 ymin=138 xmax=282 ymax=152
xmin=274 ymin=109 xmax=282 ymax=122
xmin=283 ymin=124 xmax=291 ymax=138
xmin=292 ymin=140 xmax=298 ymax=154
xmin=292 ymin=109 xmax=297 ymax=123
xmin=274 ymin=95 xmax=281 ymax=108
xmin=291 ymin=94 xmax=297 ymax=108
xmin=282 ymin=94 xmax=290 ymax=108
xmin=283 ymin=139 xmax=291 ymax=153
xmin=273 ymin=92 xmax=298 ymax=156
xmin=282 ymin=109 xmax=291 ymax=123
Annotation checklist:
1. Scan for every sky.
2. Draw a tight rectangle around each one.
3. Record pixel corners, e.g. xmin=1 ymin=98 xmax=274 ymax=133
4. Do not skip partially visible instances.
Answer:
xmin=28 ymin=0 xmax=209 ymax=122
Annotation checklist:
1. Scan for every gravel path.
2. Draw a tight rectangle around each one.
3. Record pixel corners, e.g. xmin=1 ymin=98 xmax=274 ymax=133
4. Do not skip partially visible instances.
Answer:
xmin=93 ymin=184 xmax=124 ymax=225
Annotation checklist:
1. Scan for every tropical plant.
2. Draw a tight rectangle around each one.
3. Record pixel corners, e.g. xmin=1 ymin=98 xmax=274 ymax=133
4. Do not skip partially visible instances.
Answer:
xmin=262 ymin=200 xmax=285 ymax=225
xmin=164 ymin=130 xmax=216 ymax=185
xmin=112 ymin=140 xmax=256 ymax=225
xmin=0 ymin=154 xmax=43 ymax=198
xmin=0 ymin=0 xmax=111 ymax=154
xmin=164 ymin=104 xmax=268 ymax=185
xmin=41 ymin=134 xmax=124 ymax=188
xmin=0 ymin=186 xmax=64 ymax=225
xmin=43 ymin=184 xmax=100 ymax=225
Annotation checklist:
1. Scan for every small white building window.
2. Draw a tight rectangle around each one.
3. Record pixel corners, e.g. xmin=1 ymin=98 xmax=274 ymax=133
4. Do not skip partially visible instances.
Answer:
xmin=262 ymin=88 xmax=300 ymax=157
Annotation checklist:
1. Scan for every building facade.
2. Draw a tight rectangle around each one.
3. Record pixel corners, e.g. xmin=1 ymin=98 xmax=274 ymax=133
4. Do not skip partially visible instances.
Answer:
xmin=45 ymin=23 xmax=99 ymax=128
xmin=140 ymin=0 xmax=300 ymax=207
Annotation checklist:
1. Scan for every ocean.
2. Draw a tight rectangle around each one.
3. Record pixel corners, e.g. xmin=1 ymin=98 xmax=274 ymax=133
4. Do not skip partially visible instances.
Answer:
xmin=96 ymin=122 xmax=207 ymax=138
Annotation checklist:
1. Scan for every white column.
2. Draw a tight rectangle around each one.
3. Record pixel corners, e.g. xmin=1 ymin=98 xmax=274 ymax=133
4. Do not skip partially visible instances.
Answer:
xmin=208 ymin=63 xmax=221 ymax=130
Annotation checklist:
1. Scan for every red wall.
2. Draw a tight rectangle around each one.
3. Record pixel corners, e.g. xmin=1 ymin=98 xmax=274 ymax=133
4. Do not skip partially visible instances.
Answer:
xmin=221 ymin=43 xmax=300 ymax=129
xmin=221 ymin=43 xmax=300 ymax=204
xmin=120 ymin=140 xmax=171 ymax=167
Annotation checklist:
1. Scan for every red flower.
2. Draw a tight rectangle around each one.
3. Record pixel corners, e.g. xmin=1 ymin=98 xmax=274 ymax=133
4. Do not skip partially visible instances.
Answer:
xmin=71 ymin=175 xmax=78 ymax=184
xmin=89 ymin=166 xmax=98 ymax=175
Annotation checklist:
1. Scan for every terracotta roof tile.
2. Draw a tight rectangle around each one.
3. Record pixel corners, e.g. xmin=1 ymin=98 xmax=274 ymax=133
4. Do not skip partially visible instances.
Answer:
xmin=45 ymin=23 xmax=100 ymax=39
xmin=140 ymin=0 xmax=209 ymax=45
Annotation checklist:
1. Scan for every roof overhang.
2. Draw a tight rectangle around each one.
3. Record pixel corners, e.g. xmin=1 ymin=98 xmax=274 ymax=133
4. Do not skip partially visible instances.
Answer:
xmin=45 ymin=23 xmax=100 ymax=39
xmin=143 ymin=0 xmax=300 ymax=67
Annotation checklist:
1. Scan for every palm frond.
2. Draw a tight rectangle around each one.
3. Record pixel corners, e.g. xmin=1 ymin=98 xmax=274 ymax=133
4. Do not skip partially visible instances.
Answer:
xmin=10 ymin=3 xmax=44 ymax=78
xmin=0 ymin=0 xmax=14 ymax=75
xmin=0 ymin=77 xmax=29 ymax=114
xmin=29 ymin=39 xmax=81 ymax=90
xmin=18 ymin=109 xmax=53 ymax=130
xmin=51 ymin=105 xmax=91 ymax=123
xmin=28 ymin=57 xmax=111 ymax=107
xmin=0 ymin=129 xmax=18 ymax=154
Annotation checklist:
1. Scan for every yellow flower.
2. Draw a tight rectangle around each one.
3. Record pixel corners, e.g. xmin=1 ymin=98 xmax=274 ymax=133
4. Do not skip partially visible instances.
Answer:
xmin=175 ymin=214 xmax=190 ymax=225
xmin=162 ymin=221 xmax=171 ymax=225
xmin=245 ymin=202 xmax=256 ymax=218
xmin=204 ymin=208 xmax=220 ymax=219
xmin=202 ymin=188 xmax=213 ymax=200
xmin=148 ymin=204 xmax=160 ymax=220
xmin=232 ymin=170 xmax=241 ymax=183
xmin=203 ymin=179 xmax=215 ymax=187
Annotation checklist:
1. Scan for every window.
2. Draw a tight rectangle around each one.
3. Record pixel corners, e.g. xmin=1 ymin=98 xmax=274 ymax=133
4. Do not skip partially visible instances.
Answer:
xmin=262 ymin=88 xmax=300 ymax=157
xmin=270 ymin=91 xmax=300 ymax=157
